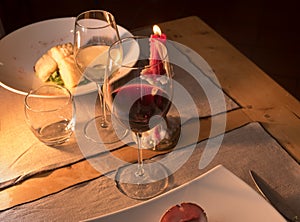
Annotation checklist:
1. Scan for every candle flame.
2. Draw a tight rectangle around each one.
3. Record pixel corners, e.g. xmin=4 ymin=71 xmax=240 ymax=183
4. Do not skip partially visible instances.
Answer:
xmin=153 ymin=25 xmax=161 ymax=35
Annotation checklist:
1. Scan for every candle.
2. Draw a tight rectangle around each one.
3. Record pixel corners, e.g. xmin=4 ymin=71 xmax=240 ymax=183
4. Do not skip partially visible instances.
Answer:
xmin=149 ymin=25 xmax=167 ymax=75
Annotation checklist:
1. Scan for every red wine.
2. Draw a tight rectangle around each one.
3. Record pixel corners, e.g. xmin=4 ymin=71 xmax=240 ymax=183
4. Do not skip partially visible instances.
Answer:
xmin=112 ymin=84 xmax=171 ymax=133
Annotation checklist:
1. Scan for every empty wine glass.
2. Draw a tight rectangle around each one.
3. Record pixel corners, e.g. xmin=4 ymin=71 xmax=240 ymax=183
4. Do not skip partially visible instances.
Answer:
xmin=73 ymin=10 xmax=127 ymax=144
xmin=105 ymin=36 xmax=173 ymax=199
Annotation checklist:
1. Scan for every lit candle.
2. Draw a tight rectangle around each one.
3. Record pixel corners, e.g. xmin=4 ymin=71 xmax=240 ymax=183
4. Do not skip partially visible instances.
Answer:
xmin=151 ymin=25 xmax=167 ymax=44
xmin=150 ymin=25 xmax=167 ymax=75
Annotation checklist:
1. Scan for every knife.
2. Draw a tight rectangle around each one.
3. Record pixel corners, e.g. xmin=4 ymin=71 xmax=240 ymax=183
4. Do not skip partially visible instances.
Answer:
xmin=249 ymin=170 xmax=299 ymax=222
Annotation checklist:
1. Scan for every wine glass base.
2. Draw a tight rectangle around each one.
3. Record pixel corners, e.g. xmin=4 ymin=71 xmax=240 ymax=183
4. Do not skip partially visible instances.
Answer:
xmin=84 ymin=115 xmax=128 ymax=144
xmin=115 ymin=160 xmax=169 ymax=200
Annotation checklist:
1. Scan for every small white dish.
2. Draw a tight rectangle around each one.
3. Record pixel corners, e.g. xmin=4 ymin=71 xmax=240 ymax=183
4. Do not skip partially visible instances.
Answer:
xmin=85 ymin=165 xmax=285 ymax=222
xmin=0 ymin=17 xmax=134 ymax=96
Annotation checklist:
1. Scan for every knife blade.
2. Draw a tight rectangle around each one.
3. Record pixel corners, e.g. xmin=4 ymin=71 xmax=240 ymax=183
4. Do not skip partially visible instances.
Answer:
xmin=249 ymin=170 xmax=299 ymax=222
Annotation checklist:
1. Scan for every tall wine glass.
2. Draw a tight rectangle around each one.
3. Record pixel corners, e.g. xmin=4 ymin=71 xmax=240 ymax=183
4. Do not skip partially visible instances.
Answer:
xmin=73 ymin=10 xmax=126 ymax=144
xmin=105 ymin=36 xmax=173 ymax=199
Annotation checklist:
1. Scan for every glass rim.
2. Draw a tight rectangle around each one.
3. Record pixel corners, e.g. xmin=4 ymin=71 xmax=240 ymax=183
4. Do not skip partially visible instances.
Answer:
xmin=75 ymin=9 xmax=116 ymax=30
xmin=108 ymin=36 xmax=169 ymax=70
xmin=24 ymin=84 xmax=73 ymax=113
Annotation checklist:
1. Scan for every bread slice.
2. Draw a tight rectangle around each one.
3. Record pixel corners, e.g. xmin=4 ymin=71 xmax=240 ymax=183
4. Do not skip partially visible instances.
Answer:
xmin=48 ymin=43 xmax=73 ymax=62
xmin=34 ymin=53 xmax=58 ymax=82
xmin=57 ymin=55 xmax=82 ymax=89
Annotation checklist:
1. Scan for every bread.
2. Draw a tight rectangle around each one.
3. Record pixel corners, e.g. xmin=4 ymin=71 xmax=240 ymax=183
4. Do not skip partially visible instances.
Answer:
xmin=34 ymin=43 xmax=82 ymax=90
xmin=34 ymin=53 xmax=58 ymax=82
xmin=56 ymin=55 xmax=82 ymax=90
xmin=47 ymin=43 xmax=73 ymax=61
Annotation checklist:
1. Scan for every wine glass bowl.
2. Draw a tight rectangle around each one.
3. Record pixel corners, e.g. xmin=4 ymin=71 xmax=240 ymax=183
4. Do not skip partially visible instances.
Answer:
xmin=74 ymin=11 xmax=119 ymax=84
xmin=105 ymin=36 xmax=173 ymax=199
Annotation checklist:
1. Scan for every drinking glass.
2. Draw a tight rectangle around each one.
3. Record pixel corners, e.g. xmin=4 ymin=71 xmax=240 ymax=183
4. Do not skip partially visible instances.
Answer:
xmin=24 ymin=84 xmax=76 ymax=146
xmin=105 ymin=36 xmax=173 ymax=199
xmin=73 ymin=10 xmax=126 ymax=144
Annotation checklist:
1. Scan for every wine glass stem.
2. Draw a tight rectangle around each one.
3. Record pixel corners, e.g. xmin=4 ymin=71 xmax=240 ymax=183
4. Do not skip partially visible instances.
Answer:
xmin=97 ymin=83 xmax=108 ymax=128
xmin=135 ymin=132 xmax=145 ymax=177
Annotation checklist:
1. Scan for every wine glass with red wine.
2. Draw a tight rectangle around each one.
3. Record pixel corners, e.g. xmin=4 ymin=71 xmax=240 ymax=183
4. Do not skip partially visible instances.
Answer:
xmin=104 ymin=36 xmax=173 ymax=200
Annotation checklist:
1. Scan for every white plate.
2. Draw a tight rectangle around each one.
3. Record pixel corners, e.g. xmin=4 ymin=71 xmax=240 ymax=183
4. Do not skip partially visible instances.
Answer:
xmin=86 ymin=165 xmax=286 ymax=222
xmin=0 ymin=17 xmax=134 ymax=96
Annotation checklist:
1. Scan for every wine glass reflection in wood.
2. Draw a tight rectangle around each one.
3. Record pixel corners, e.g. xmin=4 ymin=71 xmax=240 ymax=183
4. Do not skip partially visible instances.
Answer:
xmin=73 ymin=10 xmax=127 ymax=144
xmin=105 ymin=36 xmax=173 ymax=199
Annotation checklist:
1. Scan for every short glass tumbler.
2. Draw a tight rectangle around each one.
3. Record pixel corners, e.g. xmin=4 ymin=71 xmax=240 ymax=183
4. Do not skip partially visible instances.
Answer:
xmin=24 ymin=84 xmax=76 ymax=145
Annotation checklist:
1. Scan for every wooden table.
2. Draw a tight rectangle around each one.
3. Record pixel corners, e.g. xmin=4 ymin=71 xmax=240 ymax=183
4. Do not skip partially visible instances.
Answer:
xmin=158 ymin=16 xmax=300 ymax=162
xmin=0 ymin=16 xmax=299 ymax=221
